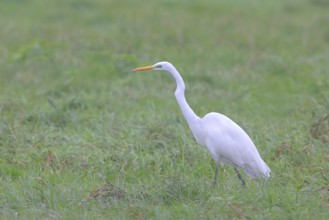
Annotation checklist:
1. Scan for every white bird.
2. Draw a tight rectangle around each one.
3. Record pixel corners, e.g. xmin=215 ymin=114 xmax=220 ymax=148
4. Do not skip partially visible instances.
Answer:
xmin=132 ymin=61 xmax=270 ymax=185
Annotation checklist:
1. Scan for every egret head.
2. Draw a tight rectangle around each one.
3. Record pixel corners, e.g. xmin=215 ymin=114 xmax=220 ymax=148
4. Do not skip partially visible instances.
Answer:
xmin=131 ymin=61 xmax=183 ymax=91
xmin=132 ymin=61 xmax=174 ymax=72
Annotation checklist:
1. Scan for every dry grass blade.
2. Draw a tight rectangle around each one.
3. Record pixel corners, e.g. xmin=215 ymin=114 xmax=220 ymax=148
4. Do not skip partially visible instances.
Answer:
xmin=310 ymin=113 xmax=329 ymax=143
xmin=42 ymin=149 xmax=72 ymax=173
xmin=272 ymin=141 xmax=293 ymax=160
xmin=80 ymin=183 xmax=126 ymax=205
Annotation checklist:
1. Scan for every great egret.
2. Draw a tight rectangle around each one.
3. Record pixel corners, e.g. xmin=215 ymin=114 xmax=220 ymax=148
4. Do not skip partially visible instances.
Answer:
xmin=132 ymin=61 xmax=270 ymax=185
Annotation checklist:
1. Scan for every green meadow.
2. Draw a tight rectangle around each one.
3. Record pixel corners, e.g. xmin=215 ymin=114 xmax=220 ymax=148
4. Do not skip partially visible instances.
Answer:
xmin=1 ymin=0 xmax=328 ymax=219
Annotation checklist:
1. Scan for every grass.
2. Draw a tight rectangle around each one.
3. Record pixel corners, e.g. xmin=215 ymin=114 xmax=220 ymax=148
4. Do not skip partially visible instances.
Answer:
xmin=0 ymin=0 xmax=329 ymax=219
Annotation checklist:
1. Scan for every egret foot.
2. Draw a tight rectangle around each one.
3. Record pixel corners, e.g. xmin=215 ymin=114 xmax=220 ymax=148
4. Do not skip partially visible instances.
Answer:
xmin=212 ymin=164 xmax=219 ymax=186
xmin=234 ymin=168 xmax=245 ymax=186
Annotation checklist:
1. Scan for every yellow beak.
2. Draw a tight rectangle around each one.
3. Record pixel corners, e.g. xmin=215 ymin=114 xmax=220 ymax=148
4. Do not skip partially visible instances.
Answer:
xmin=131 ymin=65 xmax=154 ymax=72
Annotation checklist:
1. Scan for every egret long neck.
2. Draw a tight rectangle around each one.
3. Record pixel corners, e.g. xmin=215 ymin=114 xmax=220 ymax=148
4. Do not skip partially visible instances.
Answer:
xmin=169 ymin=67 xmax=200 ymax=125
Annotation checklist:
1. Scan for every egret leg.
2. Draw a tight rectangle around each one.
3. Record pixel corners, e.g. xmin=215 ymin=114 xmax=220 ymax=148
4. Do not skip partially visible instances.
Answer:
xmin=234 ymin=168 xmax=245 ymax=186
xmin=212 ymin=162 xmax=219 ymax=186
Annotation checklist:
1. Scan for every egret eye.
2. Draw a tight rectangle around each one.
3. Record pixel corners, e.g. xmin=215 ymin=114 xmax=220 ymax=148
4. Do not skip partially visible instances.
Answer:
xmin=155 ymin=64 xmax=162 ymax=68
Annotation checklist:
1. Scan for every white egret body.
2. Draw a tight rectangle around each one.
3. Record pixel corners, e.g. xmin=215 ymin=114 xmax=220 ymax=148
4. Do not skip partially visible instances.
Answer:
xmin=132 ymin=61 xmax=270 ymax=185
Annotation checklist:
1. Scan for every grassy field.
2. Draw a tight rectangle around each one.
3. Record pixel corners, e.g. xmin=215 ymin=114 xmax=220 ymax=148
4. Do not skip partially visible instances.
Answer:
xmin=1 ymin=0 xmax=329 ymax=219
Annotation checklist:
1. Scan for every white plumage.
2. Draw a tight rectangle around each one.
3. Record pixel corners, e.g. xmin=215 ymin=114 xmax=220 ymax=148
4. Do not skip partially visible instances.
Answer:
xmin=132 ymin=61 xmax=270 ymax=185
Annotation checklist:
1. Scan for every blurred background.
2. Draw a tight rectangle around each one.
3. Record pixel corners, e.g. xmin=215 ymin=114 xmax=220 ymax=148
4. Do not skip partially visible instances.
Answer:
xmin=0 ymin=0 xmax=328 ymax=219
